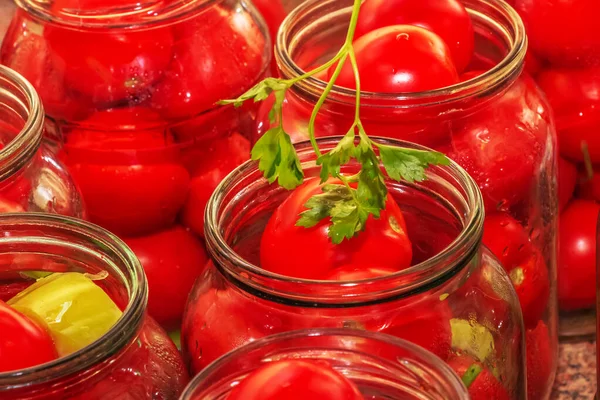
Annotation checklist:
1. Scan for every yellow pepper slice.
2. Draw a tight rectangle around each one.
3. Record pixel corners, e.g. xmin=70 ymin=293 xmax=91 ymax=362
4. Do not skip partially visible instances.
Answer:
xmin=8 ymin=272 xmax=122 ymax=357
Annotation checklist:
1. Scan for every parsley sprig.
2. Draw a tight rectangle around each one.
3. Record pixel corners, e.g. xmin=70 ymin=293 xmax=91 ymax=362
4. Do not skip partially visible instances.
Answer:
xmin=219 ymin=0 xmax=449 ymax=244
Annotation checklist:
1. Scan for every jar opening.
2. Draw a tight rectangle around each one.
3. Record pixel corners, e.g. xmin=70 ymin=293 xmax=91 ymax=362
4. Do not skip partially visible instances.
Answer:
xmin=15 ymin=0 xmax=221 ymax=29
xmin=276 ymin=0 xmax=526 ymax=109
xmin=0 ymin=66 xmax=43 ymax=183
xmin=181 ymin=328 xmax=470 ymax=400
xmin=205 ymin=137 xmax=484 ymax=305
xmin=0 ymin=213 xmax=147 ymax=390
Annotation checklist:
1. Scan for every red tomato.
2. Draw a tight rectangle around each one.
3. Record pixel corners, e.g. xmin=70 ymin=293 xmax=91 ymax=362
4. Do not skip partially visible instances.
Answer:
xmin=124 ymin=226 xmax=208 ymax=331
xmin=378 ymin=301 xmax=452 ymax=361
xmin=524 ymin=51 xmax=543 ymax=77
xmin=182 ymin=287 xmax=264 ymax=373
xmin=526 ymin=320 xmax=553 ymax=400
xmin=483 ymin=213 xmax=549 ymax=327
xmin=43 ymin=21 xmax=174 ymax=105
xmin=354 ymin=0 xmax=474 ymax=72
xmin=558 ymin=157 xmax=577 ymax=211
xmin=558 ymin=199 xmax=598 ymax=311
xmin=0 ymin=300 xmax=57 ymax=372
xmin=447 ymin=355 xmax=511 ymax=400
xmin=260 ymin=178 xmax=413 ymax=280
xmin=507 ymin=251 xmax=549 ymax=328
xmin=150 ymin=6 xmax=266 ymax=121
xmin=180 ymin=132 xmax=250 ymax=237
xmin=448 ymin=76 xmax=544 ymax=211
xmin=333 ymin=25 xmax=458 ymax=93
xmin=62 ymin=108 xmax=190 ymax=236
xmin=577 ymin=165 xmax=600 ymax=201
xmin=483 ymin=213 xmax=532 ymax=269
xmin=536 ymin=68 xmax=600 ymax=162
xmin=0 ymin=13 xmax=93 ymax=121
xmin=514 ymin=0 xmax=600 ymax=67
xmin=226 ymin=360 xmax=364 ymax=400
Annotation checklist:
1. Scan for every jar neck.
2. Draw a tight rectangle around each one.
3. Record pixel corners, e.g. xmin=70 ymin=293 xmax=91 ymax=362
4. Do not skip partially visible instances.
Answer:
xmin=16 ymin=0 xmax=228 ymax=29
xmin=0 ymin=66 xmax=43 ymax=183
xmin=205 ymin=137 xmax=484 ymax=306
xmin=276 ymin=0 xmax=526 ymax=110
xmin=0 ymin=213 xmax=147 ymax=391
xmin=181 ymin=329 xmax=470 ymax=399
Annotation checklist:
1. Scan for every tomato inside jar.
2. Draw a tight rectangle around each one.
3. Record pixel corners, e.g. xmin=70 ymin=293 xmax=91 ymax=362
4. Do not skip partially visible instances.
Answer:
xmin=251 ymin=0 xmax=557 ymax=396
xmin=181 ymin=137 xmax=527 ymax=399
xmin=0 ymin=214 xmax=188 ymax=399
xmin=0 ymin=0 xmax=270 ymax=330
xmin=180 ymin=329 xmax=471 ymax=400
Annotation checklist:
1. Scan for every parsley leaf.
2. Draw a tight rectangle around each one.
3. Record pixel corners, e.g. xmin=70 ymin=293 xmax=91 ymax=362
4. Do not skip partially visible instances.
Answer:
xmin=251 ymin=125 xmax=304 ymax=190
xmin=378 ymin=144 xmax=450 ymax=183
xmin=218 ymin=78 xmax=290 ymax=108
xmin=317 ymin=129 xmax=356 ymax=182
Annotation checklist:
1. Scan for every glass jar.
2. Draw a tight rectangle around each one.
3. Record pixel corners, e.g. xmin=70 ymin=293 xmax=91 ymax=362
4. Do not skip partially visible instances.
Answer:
xmin=511 ymin=0 xmax=599 ymax=338
xmin=0 ymin=0 xmax=15 ymax=46
xmin=0 ymin=64 xmax=83 ymax=217
xmin=0 ymin=0 xmax=269 ymax=330
xmin=0 ymin=212 xmax=188 ymax=399
xmin=261 ymin=0 xmax=558 ymax=392
xmin=182 ymin=138 xmax=528 ymax=399
xmin=180 ymin=328 xmax=470 ymax=400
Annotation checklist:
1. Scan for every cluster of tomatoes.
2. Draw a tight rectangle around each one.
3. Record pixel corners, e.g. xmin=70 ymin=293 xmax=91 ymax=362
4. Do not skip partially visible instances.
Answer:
xmin=0 ymin=0 xmax=288 ymax=333
xmin=505 ymin=0 xmax=600 ymax=314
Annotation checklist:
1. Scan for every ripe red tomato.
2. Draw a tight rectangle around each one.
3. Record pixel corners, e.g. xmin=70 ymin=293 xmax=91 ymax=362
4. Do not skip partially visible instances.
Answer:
xmin=183 ymin=287 xmax=264 ymax=373
xmin=379 ymin=302 xmax=452 ymax=361
xmin=62 ymin=108 xmax=190 ymax=236
xmin=507 ymin=251 xmax=549 ymax=329
xmin=226 ymin=360 xmax=364 ymax=400
xmin=43 ymin=21 xmax=174 ymax=105
xmin=558 ymin=157 xmax=577 ymax=211
xmin=577 ymin=165 xmax=600 ymax=201
xmin=354 ymin=0 xmax=474 ymax=72
xmin=447 ymin=355 xmax=511 ymax=400
xmin=124 ymin=225 xmax=208 ymax=331
xmin=514 ymin=0 xmax=600 ymax=67
xmin=526 ymin=320 xmax=553 ymax=400
xmin=448 ymin=76 xmax=544 ymax=211
xmin=483 ymin=213 xmax=549 ymax=327
xmin=558 ymin=199 xmax=598 ymax=311
xmin=524 ymin=51 xmax=543 ymax=77
xmin=536 ymin=68 xmax=600 ymax=162
xmin=150 ymin=6 xmax=266 ymax=121
xmin=260 ymin=178 xmax=413 ymax=280
xmin=180 ymin=132 xmax=250 ymax=237
xmin=332 ymin=25 xmax=459 ymax=93
xmin=0 ymin=13 xmax=93 ymax=121
xmin=483 ymin=213 xmax=532 ymax=268
xmin=0 ymin=300 xmax=57 ymax=372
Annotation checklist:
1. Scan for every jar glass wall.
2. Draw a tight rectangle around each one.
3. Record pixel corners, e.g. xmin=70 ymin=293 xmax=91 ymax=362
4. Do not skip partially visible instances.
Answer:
xmin=0 ymin=0 xmax=270 ymax=330
xmin=181 ymin=329 xmax=470 ymax=400
xmin=0 ymin=213 xmax=188 ymax=399
xmin=182 ymin=138 xmax=528 ymax=399
xmin=0 ymin=65 xmax=83 ymax=217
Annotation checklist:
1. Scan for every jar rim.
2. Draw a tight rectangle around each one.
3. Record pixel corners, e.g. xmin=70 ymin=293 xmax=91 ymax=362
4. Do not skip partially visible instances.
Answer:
xmin=0 ymin=213 xmax=147 ymax=389
xmin=276 ymin=0 xmax=527 ymax=108
xmin=15 ymin=0 xmax=222 ymax=29
xmin=0 ymin=66 xmax=43 ymax=183
xmin=180 ymin=328 xmax=470 ymax=400
xmin=204 ymin=137 xmax=484 ymax=305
